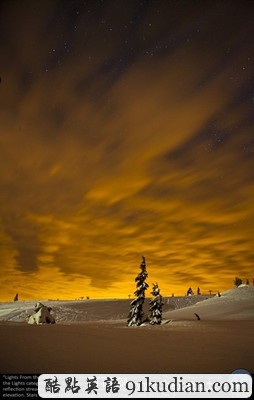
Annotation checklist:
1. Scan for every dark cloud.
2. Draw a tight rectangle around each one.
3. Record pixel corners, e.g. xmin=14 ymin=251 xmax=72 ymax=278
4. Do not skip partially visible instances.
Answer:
xmin=0 ymin=0 xmax=253 ymax=299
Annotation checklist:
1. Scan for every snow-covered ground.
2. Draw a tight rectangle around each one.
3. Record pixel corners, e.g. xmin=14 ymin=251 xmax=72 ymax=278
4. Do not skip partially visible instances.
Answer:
xmin=163 ymin=285 xmax=254 ymax=320
xmin=0 ymin=286 xmax=253 ymax=374
xmin=0 ymin=298 xmax=137 ymax=323
xmin=0 ymin=299 xmax=93 ymax=323
xmin=0 ymin=285 xmax=253 ymax=323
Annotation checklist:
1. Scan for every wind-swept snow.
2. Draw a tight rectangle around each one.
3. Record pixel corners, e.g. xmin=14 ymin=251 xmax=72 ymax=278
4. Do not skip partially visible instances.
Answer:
xmin=0 ymin=288 xmax=253 ymax=374
xmin=163 ymin=285 xmax=254 ymax=320
xmin=0 ymin=286 xmax=253 ymax=323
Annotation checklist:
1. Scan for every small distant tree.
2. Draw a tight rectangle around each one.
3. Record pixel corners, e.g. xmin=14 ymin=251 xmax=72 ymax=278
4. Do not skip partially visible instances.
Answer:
xmin=234 ymin=277 xmax=242 ymax=287
xmin=149 ymin=283 xmax=164 ymax=325
xmin=127 ymin=256 xmax=149 ymax=326
xmin=13 ymin=293 xmax=18 ymax=301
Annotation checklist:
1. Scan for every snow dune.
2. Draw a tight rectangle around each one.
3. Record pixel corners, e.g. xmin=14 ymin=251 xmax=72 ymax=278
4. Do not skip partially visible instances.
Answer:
xmin=164 ymin=285 xmax=254 ymax=320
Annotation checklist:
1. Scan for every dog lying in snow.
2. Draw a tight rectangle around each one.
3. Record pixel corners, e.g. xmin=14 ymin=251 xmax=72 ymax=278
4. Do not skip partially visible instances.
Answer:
xmin=27 ymin=302 xmax=55 ymax=325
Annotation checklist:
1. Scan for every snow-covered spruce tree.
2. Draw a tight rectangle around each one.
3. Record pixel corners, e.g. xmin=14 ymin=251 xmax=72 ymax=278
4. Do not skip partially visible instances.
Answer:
xmin=234 ymin=277 xmax=242 ymax=287
xmin=127 ymin=256 xmax=149 ymax=326
xmin=149 ymin=282 xmax=164 ymax=325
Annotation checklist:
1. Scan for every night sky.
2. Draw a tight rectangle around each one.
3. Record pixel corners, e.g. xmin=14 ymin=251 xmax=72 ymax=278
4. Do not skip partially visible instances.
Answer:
xmin=0 ymin=0 xmax=254 ymax=300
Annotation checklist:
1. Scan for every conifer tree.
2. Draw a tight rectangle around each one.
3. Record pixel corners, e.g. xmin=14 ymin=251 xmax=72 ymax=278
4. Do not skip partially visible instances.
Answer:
xmin=233 ymin=277 xmax=242 ymax=287
xmin=149 ymin=282 xmax=163 ymax=325
xmin=127 ymin=256 xmax=149 ymax=326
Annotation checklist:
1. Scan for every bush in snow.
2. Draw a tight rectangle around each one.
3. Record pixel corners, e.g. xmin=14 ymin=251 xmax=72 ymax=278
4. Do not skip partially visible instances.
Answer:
xmin=149 ymin=282 xmax=164 ymax=325
xmin=127 ymin=256 xmax=149 ymax=326
xmin=27 ymin=302 xmax=55 ymax=325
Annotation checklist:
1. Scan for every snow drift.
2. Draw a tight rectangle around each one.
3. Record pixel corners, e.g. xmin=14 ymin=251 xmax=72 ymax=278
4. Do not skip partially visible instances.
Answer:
xmin=0 ymin=285 xmax=253 ymax=323
xmin=163 ymin=285 xmax=254 ymax=320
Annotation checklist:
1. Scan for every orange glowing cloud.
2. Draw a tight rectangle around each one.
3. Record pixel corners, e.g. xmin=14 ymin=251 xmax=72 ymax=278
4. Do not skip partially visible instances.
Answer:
xmin=0 ymin=1 xmax=253 ymax=300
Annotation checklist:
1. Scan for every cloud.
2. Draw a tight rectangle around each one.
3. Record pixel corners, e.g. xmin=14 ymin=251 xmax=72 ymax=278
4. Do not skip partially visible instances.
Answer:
xmin=0 ymin=1 xmax=253 ymax=299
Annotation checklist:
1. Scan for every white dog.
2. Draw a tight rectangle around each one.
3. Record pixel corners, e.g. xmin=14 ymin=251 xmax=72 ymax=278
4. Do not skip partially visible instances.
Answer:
xmin=27 ymin=302 xmax=55 ymax=325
